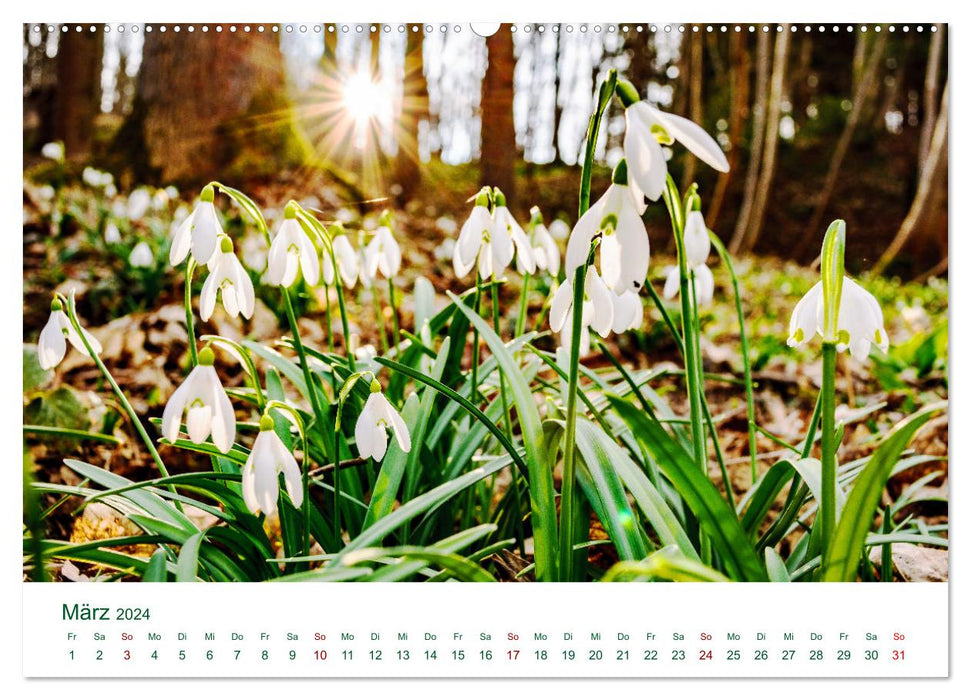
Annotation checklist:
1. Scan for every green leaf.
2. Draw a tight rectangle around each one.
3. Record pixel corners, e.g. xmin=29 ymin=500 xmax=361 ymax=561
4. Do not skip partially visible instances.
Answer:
xmin=607 ymin=396 xmax=766 ymax=581
xmin=764 ymin=548 xmax=791 ymax=582
xmin=23 ymin=345 xmax=53 ymax=393
xmin=446 ymin=291 xmax=558 ymax=582
xmin=341 ymin=546 xmax=497 ymax=582
xmin=143 ymin=549 xmax=168 ymax=582
xmin=338 ymin=460 xmax=507 ymax=557
xmin=573 ymin=419 xmax=648 ymax=562
xmin=821 ymin=404 xmax=944 ymax=581
xmin=213 ymin=182 xmax=269 ymax=236
xmin=176 ymin=533 xmax=204 ymax=582
xmin=25 ymin=386 xmax=89 ymax=431
xmin=602 ymin=546 xmax=731 ymax=582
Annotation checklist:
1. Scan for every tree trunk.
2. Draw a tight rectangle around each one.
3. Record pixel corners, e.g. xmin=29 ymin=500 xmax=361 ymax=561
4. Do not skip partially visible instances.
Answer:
xmin=393 ymin=25 xmax=428 ymax=203
xmin=729 ymin=29 xmax=770 ymax=254
xmin=552 ymin=29 xmax=564 ymax=162
xmin=481 ymin=24 xmax=517 ymax=199
xmin=707 ymin=32 xmax=749 ymax=229
xmin=121 ymin=27 xmax=295 ymax=185
xmin=799 ymin=32 xmax=887 ymax=250
xmin=741 ymin=26 xmax=790 ymax=253
xmin=54 ymin=25 xmax=104 ymax=159
xmin=873 ymin=82 xmax=948 ymax=277
xmin=919 ymin=25 xmax=945 ymax=170
xmin=680 ymin=31 xmax=704 ymax=191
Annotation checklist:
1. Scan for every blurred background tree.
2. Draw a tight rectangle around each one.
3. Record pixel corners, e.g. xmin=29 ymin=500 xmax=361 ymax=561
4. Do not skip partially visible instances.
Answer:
xmin=23 ymin=22 xmax=948 ymax=277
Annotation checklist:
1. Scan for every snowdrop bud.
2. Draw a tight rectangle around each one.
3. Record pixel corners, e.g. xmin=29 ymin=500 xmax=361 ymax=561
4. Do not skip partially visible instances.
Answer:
xmin=41 ymin=142 xmax=64 ymax=162
xmin=104 ymin=222 xmax=122 ymax=245
xmin=241 ymin=413 xmax=303 ymax=517
xmin=683 ymin=210 xmax=711 ymax=267
xmin=820 ymin=219 xmax=847 ymax=342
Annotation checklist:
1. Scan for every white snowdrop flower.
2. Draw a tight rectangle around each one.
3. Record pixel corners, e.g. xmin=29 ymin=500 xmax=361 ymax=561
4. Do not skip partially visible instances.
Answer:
xmin=105 ymin=184 xmax=117 ymax=198
xmin=548 ymin=218 xmax=571 ymax=241
xmin=38 ymin=184 xmax=55 ymax=202
xmin=126 ymin=188 xmax=152 ymax=221
xmin=161 ymin=347 xmax=236 ymax=453
xmin=37 ymin=299 xmax=102 ymax=370
xmin=364 ymin=225 xmax=402 ymax=280
xmin=355 ymin=344 xmax=378 ymax=363
xmin=128 ymin=241 xmax=154 ymax=268
xmin=355 ymin=384 xmax=411 ymax=462
xmin=165 ymin=186 xmax=179 ymax=200
xmin=623 ymin=93 xmax=730 ymax=204
xmin=111 ymin=200 xmax=127 ymax=220
xmin=610 ymin=289 xmax=644 ymax=333
xmin=267 ymin=205 xmax=320 ymax=287
xmin=199 ymin=236 xmax=255 ymax=322
xmin=335 ymin=207 xmax=356 ymax=224
xmin=103 ymin=222 xmax=122 ymax=245
xmin=241 ymin=414 xmax=303 ymax=517
xmin=322 ymin=233 xmax=359 ymax=288
xmin=565 ymin=163 xmax=650 ymax=295
xmin=787 ymin=277 xmax=889 ymax=361
xmin=558 ymin=317 xmax=592 ymax=356
xmin=663 ymin=263 xmax=715 ymax=307
xmin=523 ymin=207 xmax=560 ymax=275
xmin=549 ymin=267 xmax=614 ymax=340
xmin=436 ymin=215 xmax=458 ymax=235
xmin=433 ymin=238 xmax=456 ymax=263
xmin=41 ymin=142 xmax=64 ymax=161
xmin=683 ymin=209 xmax=711 ymax=267
xmin=492 ymin=190 xmax=535 ymax=275
xmin=453 ymin=189 xmax=513 ymax=280
xmin=82 ymin=167 xmax=112 ymax=188
xmin=169 ymin=186 xmax=224 ymax=267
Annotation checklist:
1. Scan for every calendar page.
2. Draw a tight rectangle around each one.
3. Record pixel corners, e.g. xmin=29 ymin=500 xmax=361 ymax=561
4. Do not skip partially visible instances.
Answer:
xmin=17 ymin=1 xmax=957 ymax=694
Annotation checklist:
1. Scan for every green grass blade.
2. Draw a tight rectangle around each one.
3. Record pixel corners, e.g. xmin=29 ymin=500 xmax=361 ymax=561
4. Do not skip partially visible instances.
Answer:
xmin=821 ymin=403 xmax=944 ymax=581
xmin=607 ymin=395 xmax=766 ymax=581
xmin=176 ymin=533 xmax=204 ymax=582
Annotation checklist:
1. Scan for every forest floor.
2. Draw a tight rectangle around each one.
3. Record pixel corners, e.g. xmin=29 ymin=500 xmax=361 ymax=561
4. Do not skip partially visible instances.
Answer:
xmin=22 ymin=168 xmax=950 ymax=582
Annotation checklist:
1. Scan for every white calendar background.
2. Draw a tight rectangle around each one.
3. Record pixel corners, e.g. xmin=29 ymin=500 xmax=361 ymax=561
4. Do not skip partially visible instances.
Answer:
xmin=22 ymin=583 xmax=947 ymax=678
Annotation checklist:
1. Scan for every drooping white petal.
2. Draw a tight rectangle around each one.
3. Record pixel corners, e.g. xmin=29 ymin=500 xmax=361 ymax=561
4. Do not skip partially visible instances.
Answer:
xmin=297 ymin=227 xmax=320 ymax=285
xmin=496 ymin=207 xmax=535 ymax=275
xmin=489 ymin=217 xmax=515 ymax=274
xmin=647 ymin=103 xmax=730 ymax=173
xmin=787 ymin=281 xmax=823 ymax=348
xmin=537 ymin=225 xmax=560 ymax=275
xmin=691 ymin=263 xmax=715 ymax=306
xmin=199 ymin=270 xmax=218 ymax=322
xmin=354 ymin=396 xmax=379 ymax=460
xmin=37 ymin=312 xmax=67 ymax=370
xmin=624 ymin=103 xmax=668 ymax=202
xmin=234 ymin=257 xmax=255 ymax=319
xmin=189 ymin=202 xmax=222 ymax=266
xmin=332 ymin=235 xmax=359 ymax=287
xmin=161 ymin=377 xmax=192 ymax=443
xmin=457 ymin=206 xmax=490 ymax=270
xmin=610 ymin=290 xmax=643 ymax=334
xmin=549 ymin=279 xmax=573 ymax=333
xmin=585 ymin=270 xmax=614 ymax=338
xmin=376 ymin=393 xmax=411 ymax=453
xmin=613 ymin=193 xmax=650 ymax=293
xmin=564 ymin=194 xmax=607 ymax=274
xmin=205 ymin=365 xmax=236 ymax=453
xmin=272 ymin=433 xmax=304 ymax=508
xmin=241 ymin=458 xmax=260 ymax=515
xmin=662 ymin=266 xmax=680 ymax=300
xmin=252 ymin=435 xmax=280 ymax=516
xmin=169 ymin=214 xmax=193 ymax=266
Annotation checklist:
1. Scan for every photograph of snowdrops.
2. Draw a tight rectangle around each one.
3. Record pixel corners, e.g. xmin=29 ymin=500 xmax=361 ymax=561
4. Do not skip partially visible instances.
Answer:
xmin=23 ymin=23 xmax=947 ymax=583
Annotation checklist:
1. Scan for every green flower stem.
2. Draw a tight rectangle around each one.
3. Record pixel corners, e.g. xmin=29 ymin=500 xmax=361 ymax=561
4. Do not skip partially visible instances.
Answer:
xmin=663 ymin=176 xmax=705 ymax=476
xmin=323 ymin=281 xmax=335 ymax=354
xmin=333 ymin=273 xmax=356 ymax=371
xmin=281 ymin=287 xmax=328 ymax=555
xmin=709 ymin=233 xmax=759 ymax=483
xmin=820 ymin=341 xmax=838 ymax=558
xmin=559 ymin=68 xmax=617 ymax=582
xmin=183 ymin=258 xmax=199 ymax=366
xmin=373 ymin=287 xmax=389 ymax=355
xmin=63 ymin=295 xmax=177 ymax=502
xmin=470 ymin=272 xmax=483 ymax=406
xmin=515 ymin=272 xmax=531 ymax=338
xmin=388 ymin=278 xmax=401 ymax=351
